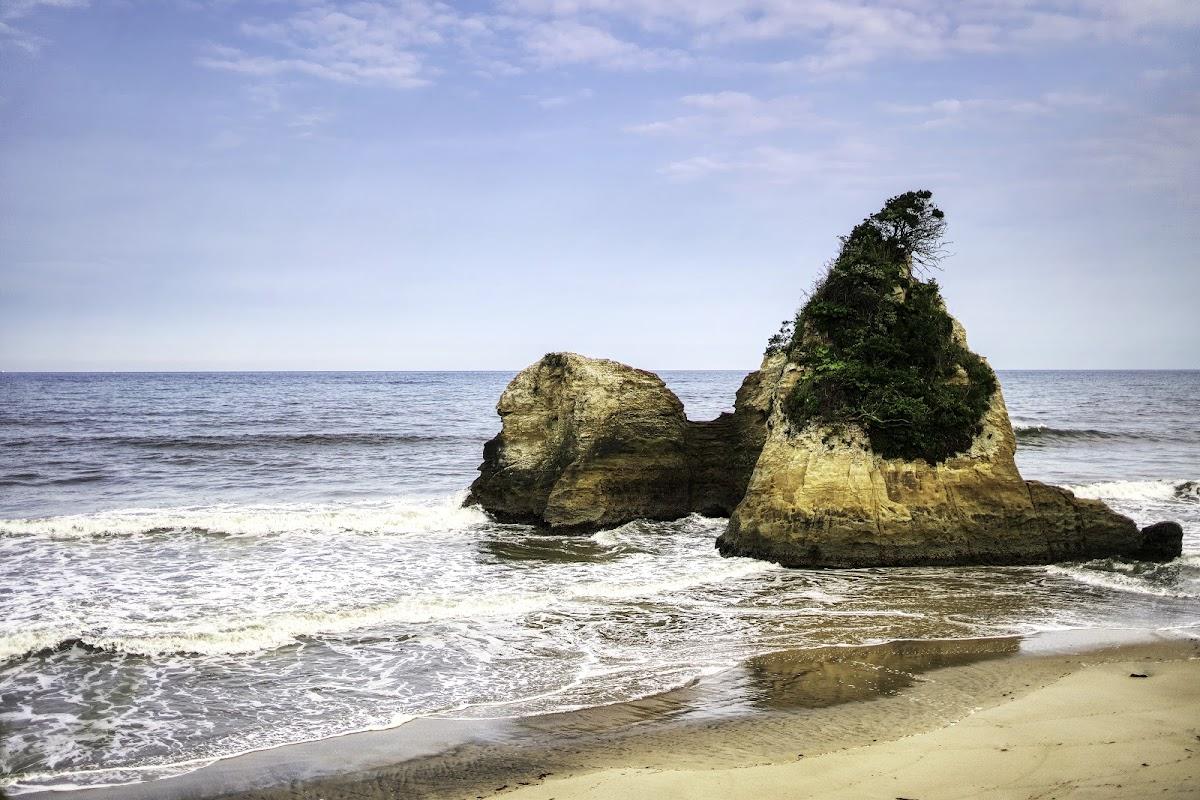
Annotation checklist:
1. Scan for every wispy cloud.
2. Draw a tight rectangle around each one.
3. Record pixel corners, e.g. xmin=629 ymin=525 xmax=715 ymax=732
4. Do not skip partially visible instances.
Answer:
xmin=627 ymin=91 xmax=818 ymax=136
xmin=1140 ymin=65 xmax=1192 ymax=84
xmin=1076 ymin=108 xmax=1200 ymax=195
xmin=199 ymin=1 xmax=489 ymax=88
xmin=503 ymin=0 xmax=1200 ymax=74
xmin=526 ymin=87 xmax=594 ymax=108
xmin=882 ymin=91 xmax=1112 ymax=128
xmin=660 ymin=138 xmax=888 ymax=185
xmin=0 ymin=0 xmax=87 ymax=53
xmin=519 ymin=19 xmax=689 ymax=70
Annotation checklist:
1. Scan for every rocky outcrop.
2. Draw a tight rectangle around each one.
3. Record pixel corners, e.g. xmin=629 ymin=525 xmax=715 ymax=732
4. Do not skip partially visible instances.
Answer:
xmin=1135 ymin=521 xmax=1185 ymax=561
xmin=465 ymin=352 xmax=774 ymax=532
xmin=716 ymin=349 xmax=1176 ymax=567
xmin=466 ymin=192 xmax=1183 ymax=565
xmin=685 ymin=353 xmax=784 ymax=516
xmin=465 ymin=353 xmax=690 ymax=532
xmin=467 ymin=350 xmax=1181 ymax=564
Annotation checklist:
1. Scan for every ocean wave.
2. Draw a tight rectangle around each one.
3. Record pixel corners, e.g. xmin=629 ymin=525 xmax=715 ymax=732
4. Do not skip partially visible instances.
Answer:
xmin=1014 ymin=426 xmax=1144 ymax=444
xmin=1 ymin=710 xmax=419 ymax=796
xmin=0 ymin=594 xmax=554 ymax=659
xmin=0 ymin=556 xmax=777 ymax=660
xmin=1065 ymin=479 xmax=1199 ymax=503
xmin=1046 ymin=555 xmax=1200 ymax=599
xmin=0 ymin=494 xmax=489 ymax=538
xmin=5 ymin=432 xmax=467 ymax=451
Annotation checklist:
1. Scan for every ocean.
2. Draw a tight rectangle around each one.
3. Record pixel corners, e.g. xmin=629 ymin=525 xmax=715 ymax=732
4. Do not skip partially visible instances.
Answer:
xmin=1 ymin=370 xmax=1197 ymax=795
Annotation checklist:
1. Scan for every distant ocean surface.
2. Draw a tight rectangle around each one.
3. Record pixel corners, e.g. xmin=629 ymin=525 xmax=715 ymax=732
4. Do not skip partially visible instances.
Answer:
xmin=1 ymin=370 xmax=1198 ymax=794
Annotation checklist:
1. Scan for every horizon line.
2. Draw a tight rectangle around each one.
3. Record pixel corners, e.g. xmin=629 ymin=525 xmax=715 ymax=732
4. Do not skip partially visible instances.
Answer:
xmin=4 ymin=368 xmax=1199 ymax=375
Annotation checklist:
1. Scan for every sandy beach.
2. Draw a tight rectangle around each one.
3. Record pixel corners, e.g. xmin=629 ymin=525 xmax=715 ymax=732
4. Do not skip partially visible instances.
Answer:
xmin=506 ymin=643 xmax=1200 ymax=800
xmin=27 ymin=632 xmax=1195 ymax=800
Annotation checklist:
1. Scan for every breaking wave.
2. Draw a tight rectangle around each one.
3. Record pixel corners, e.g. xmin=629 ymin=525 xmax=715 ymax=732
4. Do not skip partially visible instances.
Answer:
xmin=0 ymin=494 xmax=489 ymax=538
xmin=1065 ymin=479 xmax=1199 ymax=503
xmin=1047 ymin=555 xmax=1200 ymax=599
xmin=0 ymin=557 xmax=776 ymax=660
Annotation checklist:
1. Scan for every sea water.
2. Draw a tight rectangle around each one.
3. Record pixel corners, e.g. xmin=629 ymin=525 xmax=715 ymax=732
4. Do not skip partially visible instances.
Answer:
xmin=1 ymin=370 xmax=1197 ymax=794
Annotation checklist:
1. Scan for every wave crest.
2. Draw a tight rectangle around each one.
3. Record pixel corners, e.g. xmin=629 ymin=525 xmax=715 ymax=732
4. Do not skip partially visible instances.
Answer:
xmin=1065 ymin=479 xmax=1198 ymax=503
xmin=0 ymin=555 xmax=776 ymax=661
xmin=1047 ymin=555 xmax=1200 ymax=599
xmin=1014 ymin=426 xmax=1139 ymax=444
xmin=6 ymin=432 xmax=467 ymax=451
xmin=0 ymin=494 xmax=489 ymax=538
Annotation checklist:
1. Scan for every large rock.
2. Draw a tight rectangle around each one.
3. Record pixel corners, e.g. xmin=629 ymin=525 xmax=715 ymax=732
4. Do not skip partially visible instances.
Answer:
xmin=465 ymin=353 xmax=690 ymax=532
xmin=467 ymin=350 xmax=1181 ymax=564
xmin=465 ymin=352 xmax=777 ymax=532
xmin=463 ymin=352 xmax=782 ymax=532
xmin=716 ymin=349 xmax=1175 ymax=567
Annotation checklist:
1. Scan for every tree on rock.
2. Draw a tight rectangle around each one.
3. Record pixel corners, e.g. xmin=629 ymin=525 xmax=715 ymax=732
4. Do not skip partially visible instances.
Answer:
xmin=779 ymin=190 xmax=997 ymax=463
xmin=863 ymin=188 xmax=947 ymax=270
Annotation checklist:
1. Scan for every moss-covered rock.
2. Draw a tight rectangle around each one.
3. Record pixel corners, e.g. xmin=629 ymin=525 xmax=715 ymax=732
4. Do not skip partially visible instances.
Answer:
xmin=777 ymin=190 xmax=996 ymax=463
xmin=718 ymin=191 xmax=1178 ymax=567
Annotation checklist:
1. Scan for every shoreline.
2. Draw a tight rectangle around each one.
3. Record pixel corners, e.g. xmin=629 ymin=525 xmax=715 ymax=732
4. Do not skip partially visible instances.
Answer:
xmin=15 ymin=627 xmax=1199 ymax=800
xmin=508 ymin=639 xmax=1200 ymax=800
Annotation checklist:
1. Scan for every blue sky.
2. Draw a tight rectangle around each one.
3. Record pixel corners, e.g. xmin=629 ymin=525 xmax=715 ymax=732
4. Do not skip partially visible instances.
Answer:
xmin=1 ymin=0 xmax=1197 ymax=371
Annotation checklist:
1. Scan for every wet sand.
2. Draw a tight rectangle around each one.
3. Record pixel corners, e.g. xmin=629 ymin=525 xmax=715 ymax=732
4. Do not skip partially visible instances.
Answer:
xmin=508 ymin=643 xmax=1200 ymax=800
xmin=22 ymin=630 xmax=1200 ymax=800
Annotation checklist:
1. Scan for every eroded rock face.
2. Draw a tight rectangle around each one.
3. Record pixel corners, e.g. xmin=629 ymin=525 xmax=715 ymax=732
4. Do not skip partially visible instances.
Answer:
xmin=465 ymin=353 xmax=691 ymax=532
xmin=685 ymin=353 xmax=785 ymax=517
xmin=465 ymin=352 xmax=777 ymax=532
xmin=466 ymin=351 xmax=1181 ymax=566
xmin=716 ymin=347 xmax=1174 ymax=567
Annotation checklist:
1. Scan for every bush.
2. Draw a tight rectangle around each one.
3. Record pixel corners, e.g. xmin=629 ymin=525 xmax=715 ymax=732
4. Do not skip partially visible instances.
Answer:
xmin=779 ymin=191 xmax=996 ymax=463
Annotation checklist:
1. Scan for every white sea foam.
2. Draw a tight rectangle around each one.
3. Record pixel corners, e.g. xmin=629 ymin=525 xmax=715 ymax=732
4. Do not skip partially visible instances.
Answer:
xmin=1046 ymin=555 xmax=1200 ymax=599
xmin=590 ymin=531 xmax=623 ymax=547
xmin=1064 ymin=479 xmax=1188 ymax=502
xmin=0 ymin=493 xmax=488 ymax=539
xmin=0 ymin=554 xmax=778 ymax=660
xmin=1 ymin=711 xmax=420 ymax=797
xmin=0 ymin=627 xmax=81 ymax=662
xmin=569 ymin=558 xmax=777 ymax=601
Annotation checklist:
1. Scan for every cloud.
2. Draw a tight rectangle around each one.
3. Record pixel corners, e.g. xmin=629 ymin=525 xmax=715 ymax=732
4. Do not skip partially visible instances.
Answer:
xmin=627 ymin=91 xmax=817 ymax=136
xmin=503 ymin=0 xmax=1200 ymax=74
xmin=198 ymin=3 xmax=690 ymax=88
xmin=660 ymin=138 xmax=888 ymax=185
xmin=1 ymin=0 xmax=86 ymax=16
xmin=199 ymin=1 xmax=489 ymax=88
xmin=659 ymin=154 xmax=735 ymax=181
xmin=526 ymin=87 xmax=594 ymax=108
xmin=1140 ymin=65 xmax=1192 ymax=84
xmin=1075 ymin=109 xmax=1200 ymax=195
xmin=520 ymin=19 xmax=689 ymax=70
xmin=882 ymin=91 xmax=1112 ymax=128
xmin=0 ymin=0 xmax=87 ymax=53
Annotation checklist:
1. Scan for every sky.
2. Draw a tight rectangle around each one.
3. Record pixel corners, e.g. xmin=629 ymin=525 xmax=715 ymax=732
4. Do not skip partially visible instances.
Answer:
xmin=1 ymin=0 xmax=1197 ymax=371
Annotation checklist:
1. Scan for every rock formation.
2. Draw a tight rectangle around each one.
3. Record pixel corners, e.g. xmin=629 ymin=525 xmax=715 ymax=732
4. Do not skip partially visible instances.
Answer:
xmin=715 ymin=351 xmax=1175 ymax=566
xmin=465 ymin=191 xmax=1183 ymax=567
xmin=717 ymin=190 xmax=1178 ymax=566
xmin=465 ymin=352 xmax=775 ymax=532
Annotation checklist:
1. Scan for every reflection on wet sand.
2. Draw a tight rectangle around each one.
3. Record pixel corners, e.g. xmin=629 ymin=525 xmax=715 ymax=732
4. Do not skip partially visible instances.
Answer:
xmin=742 ymin=637 xmax=1021 ymax=710
xmin=34 ymin=636 xmax=1039 ymax=800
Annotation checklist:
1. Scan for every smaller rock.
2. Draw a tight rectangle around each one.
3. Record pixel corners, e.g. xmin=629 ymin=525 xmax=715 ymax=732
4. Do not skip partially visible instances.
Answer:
xmin=1135 ymin=521 xmax=1184 ymax=562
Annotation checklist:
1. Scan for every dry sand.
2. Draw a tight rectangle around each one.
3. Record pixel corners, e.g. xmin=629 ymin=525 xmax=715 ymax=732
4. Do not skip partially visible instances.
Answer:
xmin=505 ymin=653 xmax=1200 ymax=800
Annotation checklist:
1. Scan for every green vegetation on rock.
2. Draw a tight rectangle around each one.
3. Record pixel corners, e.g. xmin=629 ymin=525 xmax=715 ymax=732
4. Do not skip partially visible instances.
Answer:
xmin=773 ymin=190 xmax=997 ymax=463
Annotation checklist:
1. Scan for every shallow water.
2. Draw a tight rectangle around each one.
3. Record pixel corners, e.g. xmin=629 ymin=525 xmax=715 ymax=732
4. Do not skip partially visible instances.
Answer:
xmin=1 ymin=370 xmax=1197 ymax=794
